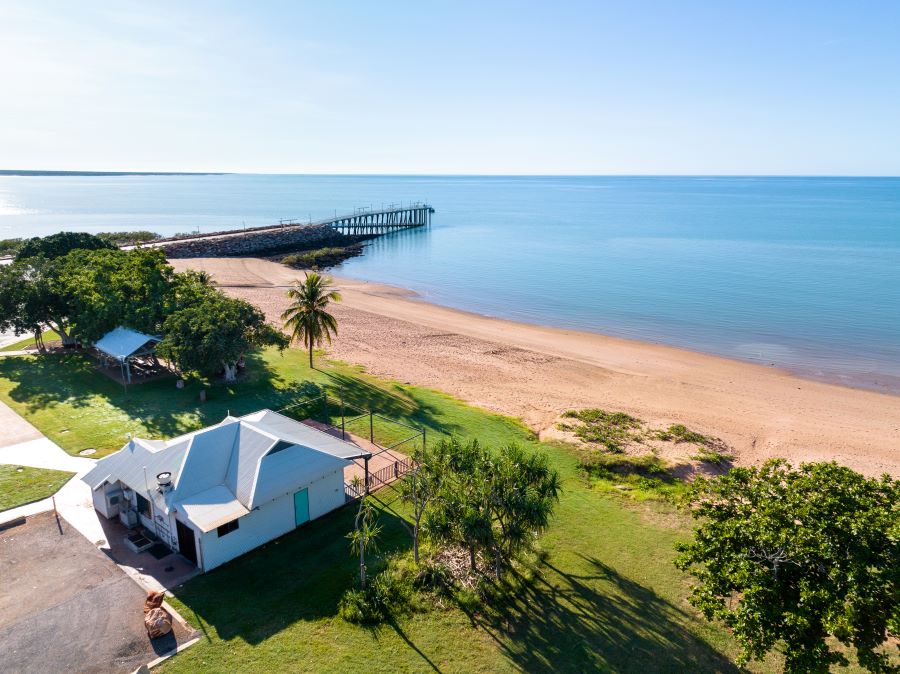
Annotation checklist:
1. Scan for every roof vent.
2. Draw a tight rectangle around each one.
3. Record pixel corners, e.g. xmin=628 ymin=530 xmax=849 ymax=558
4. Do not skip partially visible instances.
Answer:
xmin=156 ymin=471 xmax=173 ymax=493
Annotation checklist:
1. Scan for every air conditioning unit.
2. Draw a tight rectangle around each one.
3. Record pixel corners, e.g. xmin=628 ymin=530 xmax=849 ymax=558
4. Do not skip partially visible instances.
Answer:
xmin=104 ymin=489 xmax=123 ymax=518
xmin=119 ymin=509 xmax=138 ymax=529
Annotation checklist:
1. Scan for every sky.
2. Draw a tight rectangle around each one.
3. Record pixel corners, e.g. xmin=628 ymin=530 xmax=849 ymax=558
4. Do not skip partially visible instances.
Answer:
xmin=1 ymin=1 xmax=899 ymax=175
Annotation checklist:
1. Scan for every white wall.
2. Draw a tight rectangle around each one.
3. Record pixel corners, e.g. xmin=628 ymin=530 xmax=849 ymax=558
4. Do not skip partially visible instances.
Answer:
xmin=307 ymin=468 xmax=345 ymax=520
xmin=197 ymin=468 xmax=346 ymax=571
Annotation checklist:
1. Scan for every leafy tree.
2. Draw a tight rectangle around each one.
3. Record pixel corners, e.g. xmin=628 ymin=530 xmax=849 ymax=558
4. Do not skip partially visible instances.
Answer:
xmin=167 ymin=270 xmax=216 ymax=313
xmin=15 ymin=231 xmax=114 ymax=261
xmin=349 ymin=497 xmax=382 ymax=589
xmin=158 ymin=292 xmax=287 ymax=381
xmin=280 ymin=272 xmax=342 ymax=367
xmin=485 ymin=444 xmax=562 ymax=578
xmin=0 ymin=257 xmax=77 ymax=347
xmin=426 ymin=439 xmax=561 ymax=576
xmin=426 ymin=438 xmax=494 ymax=572
xmin=675 ymin=460 xmax=899 ymax=673
xmin=57 ymin=248 xmax=174 ymax=342
xmin=400 ymin=441 xmax=449 ymax=564
xmin=0 ymin=238 xmax=23 ymax=257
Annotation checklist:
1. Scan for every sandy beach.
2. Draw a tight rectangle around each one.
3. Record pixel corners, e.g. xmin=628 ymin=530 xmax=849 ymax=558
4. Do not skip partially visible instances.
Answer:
xmin=170 ymin=257 xmax=900 ymax=477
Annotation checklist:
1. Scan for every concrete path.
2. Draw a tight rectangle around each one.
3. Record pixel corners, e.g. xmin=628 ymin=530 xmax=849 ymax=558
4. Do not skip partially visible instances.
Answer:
xmin=0 ymin=399 xmax=43 ymax=447
xmin=0 ymin=328 xmax=22 ymax=349
xmin=0 ymin=437 xmax=94 ymax=472
xmin=0 ymin=398 xmax=98 ymax=531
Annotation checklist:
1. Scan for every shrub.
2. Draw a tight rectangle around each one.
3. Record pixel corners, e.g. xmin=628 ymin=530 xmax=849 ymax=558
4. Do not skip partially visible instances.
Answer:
xmin=558 ymin=408 xmax=644 ymax=452
xmin=97 ymin=230 xmax=161 ymax=245
xmin=414 ymin=560 xmax=454 ymax=595
xmin=581 ymin=452 xmax=669 ymax=479
xmin=281 ymin=244 xmax=363 ymax=269
xmin=691 ymin=447 xmax=734 ymax=466
xmin=338 ymin=566 xmax=415 ymax=625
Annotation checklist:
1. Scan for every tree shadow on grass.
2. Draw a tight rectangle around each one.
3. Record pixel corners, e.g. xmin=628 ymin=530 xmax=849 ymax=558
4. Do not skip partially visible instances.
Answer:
xmin=0 ymin=352 xmax=323 ymax=443
xmin=0 ymin=354 xmax=102 ymax=412
xmin=171 ymin=502 xmax=413 ymax=646
xmin=321 ymin=370 xmax=461 ymax=438
xmin=463 ymin=555 xmax=743 ymax=674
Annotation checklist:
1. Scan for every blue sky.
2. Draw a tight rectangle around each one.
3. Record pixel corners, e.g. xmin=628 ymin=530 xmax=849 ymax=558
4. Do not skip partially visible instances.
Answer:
xmin=1 ymin=1 xmax=899 ymax=174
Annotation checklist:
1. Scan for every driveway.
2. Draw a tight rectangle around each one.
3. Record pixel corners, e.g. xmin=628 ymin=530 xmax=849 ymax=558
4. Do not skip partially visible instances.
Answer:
xmin=0 ymin=512 xmax=196 ymax=674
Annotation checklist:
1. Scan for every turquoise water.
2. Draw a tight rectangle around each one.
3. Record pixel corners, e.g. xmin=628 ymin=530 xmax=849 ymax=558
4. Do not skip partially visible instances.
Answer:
xmin=1 ymin=174 xmax=898 ymax=391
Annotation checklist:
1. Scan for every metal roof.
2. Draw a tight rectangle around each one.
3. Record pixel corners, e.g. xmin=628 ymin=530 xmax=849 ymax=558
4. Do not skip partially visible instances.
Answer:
xmin=250 ymin=442 xmax=348 ymax=509
xmin=176 ymin=485 xmax=250 ymax=533
xmin=240 ymin=409 xmax=372 ymax=460
xmin=94 ymin=326 xmax=161 ymax=362
xmin=81 ymin=409 xmax=366 ymax=531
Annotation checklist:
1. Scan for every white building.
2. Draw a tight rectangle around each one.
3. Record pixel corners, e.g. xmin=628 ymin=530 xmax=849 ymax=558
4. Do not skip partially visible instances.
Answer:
xmin=82 ymin=409 xmax=370 ymax=571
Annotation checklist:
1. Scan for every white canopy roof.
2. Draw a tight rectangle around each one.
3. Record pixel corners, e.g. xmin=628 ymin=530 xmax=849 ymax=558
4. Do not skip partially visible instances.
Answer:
xmin=94 ymin=326 xmax=160 ymax=362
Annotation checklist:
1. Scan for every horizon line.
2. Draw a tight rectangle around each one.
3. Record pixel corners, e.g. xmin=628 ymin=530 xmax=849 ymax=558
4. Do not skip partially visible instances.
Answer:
xmin=2 ymin=169 xmax=900 ymax=179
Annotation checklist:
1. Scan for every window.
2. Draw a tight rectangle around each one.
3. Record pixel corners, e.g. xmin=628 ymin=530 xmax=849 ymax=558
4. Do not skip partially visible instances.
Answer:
xmin=217 ymin=519 xmax=240 ymax=537
xmin=136 ymin=493 xmax=152 ymax=518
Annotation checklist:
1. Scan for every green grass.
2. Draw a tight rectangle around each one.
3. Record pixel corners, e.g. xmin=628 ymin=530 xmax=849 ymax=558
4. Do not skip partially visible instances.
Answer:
xmin=0 ymin=331 xmax=58 ymax=352
xmin=0 ymin=464 xmax=74 ymax=511
xmin=0 ymin=347 xmax=820 ymax=672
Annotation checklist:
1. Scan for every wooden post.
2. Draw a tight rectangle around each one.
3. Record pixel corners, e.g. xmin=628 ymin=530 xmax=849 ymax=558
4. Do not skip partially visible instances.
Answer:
xmin=369 ymin=411 xmax=374 ymax=444
xmin=340 ymin=390 xmax=346 ymax=440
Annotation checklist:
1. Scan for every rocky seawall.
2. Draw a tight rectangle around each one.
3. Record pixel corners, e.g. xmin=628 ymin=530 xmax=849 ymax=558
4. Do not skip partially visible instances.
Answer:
xmin=160 ymin=224 xmax=342 ymax=258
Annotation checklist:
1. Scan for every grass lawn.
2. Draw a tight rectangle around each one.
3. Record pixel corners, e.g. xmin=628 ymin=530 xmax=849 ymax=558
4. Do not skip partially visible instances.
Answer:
xmin=0 ymin=464 xmax=74 ymax=511
xmin=0 ymin=347 xmax=825 ymax=672
xmin=0 ymin=330 xmax=59 ymax=352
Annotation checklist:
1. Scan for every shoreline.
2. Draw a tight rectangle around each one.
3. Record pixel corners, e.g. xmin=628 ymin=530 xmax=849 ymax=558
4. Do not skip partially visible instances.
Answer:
xmin=170 ymin=257 xmax=900 ymax=477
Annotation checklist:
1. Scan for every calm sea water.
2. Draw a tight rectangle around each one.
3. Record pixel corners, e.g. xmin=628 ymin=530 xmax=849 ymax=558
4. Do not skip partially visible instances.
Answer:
xmin=2 ymin=174 xmax=899 ymax=392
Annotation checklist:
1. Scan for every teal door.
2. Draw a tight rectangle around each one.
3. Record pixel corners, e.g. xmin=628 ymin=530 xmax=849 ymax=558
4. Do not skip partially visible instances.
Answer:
xmin=294 ymin=488 xmax=310 ymax=526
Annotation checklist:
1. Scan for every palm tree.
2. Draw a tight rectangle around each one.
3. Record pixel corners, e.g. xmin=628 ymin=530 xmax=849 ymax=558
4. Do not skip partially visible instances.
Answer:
xmin=280 ymin=272 xmax=342 ymax=367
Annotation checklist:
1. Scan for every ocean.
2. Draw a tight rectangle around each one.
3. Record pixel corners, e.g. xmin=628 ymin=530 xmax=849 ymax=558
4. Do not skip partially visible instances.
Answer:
xmin=1 ymin=174 xmax=898 ymax=392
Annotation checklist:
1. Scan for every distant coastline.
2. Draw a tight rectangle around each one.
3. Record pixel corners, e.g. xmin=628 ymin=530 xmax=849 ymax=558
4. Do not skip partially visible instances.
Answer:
xmin=0 ymin=170 xmax=229 ymax=177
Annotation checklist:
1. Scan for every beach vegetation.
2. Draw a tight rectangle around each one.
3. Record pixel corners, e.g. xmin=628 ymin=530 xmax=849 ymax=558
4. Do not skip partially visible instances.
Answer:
xmin=281 ymin=271 xmax=342 ymax=367
xmin=558 ymin=408 xmax=644 ymax=452
xmin=690 ymin=446 xmax=734 ymax=466
xmin=281 ymin=244 xmax=364 ymax=270
xmin=676 ymin=459 xmax=900 ymax=673
xmin=97 ymin=230 xmax=161 ymax=245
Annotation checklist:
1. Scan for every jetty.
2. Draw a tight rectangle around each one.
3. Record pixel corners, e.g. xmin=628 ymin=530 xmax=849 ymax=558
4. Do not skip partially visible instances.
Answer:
xmin=279 ymin=202 xmax=434 ymax=235
xmin=147 ymin=203 xmax=434 ymax=258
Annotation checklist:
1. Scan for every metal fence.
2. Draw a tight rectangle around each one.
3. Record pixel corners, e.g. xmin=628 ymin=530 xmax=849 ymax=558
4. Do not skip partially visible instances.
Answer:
xmin=278 ymin=390 xmax=425 ymax=501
